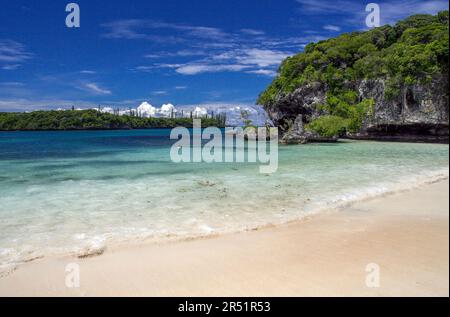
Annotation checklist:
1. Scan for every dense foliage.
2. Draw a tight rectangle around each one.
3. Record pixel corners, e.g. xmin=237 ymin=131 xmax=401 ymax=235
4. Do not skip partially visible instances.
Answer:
xmin=0 ymin=110 xmax=226 ymax=131
xmin=258 ymin=11 xmax=449 ymax=136
xmin=305 ymin=115 xmax=349 ymax=138
xmin=315 ymin=93 xmax=375 ymax=133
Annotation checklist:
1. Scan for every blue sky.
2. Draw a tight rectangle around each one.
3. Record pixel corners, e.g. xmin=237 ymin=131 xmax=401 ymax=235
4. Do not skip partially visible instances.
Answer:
xmin=0 ymin=0 xmax=448 ymax=111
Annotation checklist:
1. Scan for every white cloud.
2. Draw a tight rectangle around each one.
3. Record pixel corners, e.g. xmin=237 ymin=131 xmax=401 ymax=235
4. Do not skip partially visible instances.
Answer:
xmin=133 ymin=65 xmax=155 ymax=72
xmin=378 ymin=0 xmax=449 ymax=24
xmin=175 ymin=64 xmax=250 ymax=75
xmin=160 ymin=103 xmax=177 ymax=113
xmin=192 ymin=106 xmax=208 ymax=117
xmin=143 ymin=54 xmax=161 ymax=58
xmin=2 ymin=64 xmax=21 ymax=70
xmin=240 ymin=28 xmax=266 ymax=36
xmin=152 ymin=90 xmax=167 ymax=95
xmin=0 ymin=98 xmax=95 ymax=112
xmin=178 ymin=25 xmax=228 ymax=40
xmin=295 ymin=0 xmax=362 ymax=14
xmin=102 ymin=19 xmax=144 ymax=39
xmin=134 ymin=63 xmax=184 ymax=72
xmin=258 ymin=35 xmax=328 ymax=49
xmin=235 ymin=48 xmax=291 ymax=67
xmin=0 ymin=40 xmax=32 ymax=69
xmin=0 ymin=81 xmax=25 ymax=86
xmin=102 ymin=20 xmax=185 ymax=44
xmin=246 ymin=69 xmax=278 ymax=76
xmin=137 ymin=101 xmax=157 ymax=117
xmin=150 ymin=47 xmax=291 ymax=76
xmin=176 ymin=104 xmax=273 ymax=126
xmin=323 ymin=25 xmax=341 ymax=32
xmin=82 ymin=83 xmax=112 ymax=95
xmin=80 ymin=70 xmax=96 ymax=74
xmin=175 ymin=49 xmax=207 ymax=57
xmin=144 ymin=49 xmax=207 ymax=59
xmin=296 ymin=0 xmax=448 ymax=26
xmin=0 ymin=40 xmax=31 ymax=62
xmin=102 ymin=19 xmax=229 ymax=43
xmin=0 ymin=81 xmax=28 ymax=96
xmin=162 ymin=48 xmax=289 ymax=76
xmin=0 ymin=97 xmax=153 ymax=112
xmin=105 ymin=19 xmax=329 ymax=78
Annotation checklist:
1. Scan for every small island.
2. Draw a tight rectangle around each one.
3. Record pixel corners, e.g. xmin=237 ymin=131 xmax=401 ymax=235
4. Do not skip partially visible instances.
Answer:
xmin=258 ymin=11 xmax=449 ymax=143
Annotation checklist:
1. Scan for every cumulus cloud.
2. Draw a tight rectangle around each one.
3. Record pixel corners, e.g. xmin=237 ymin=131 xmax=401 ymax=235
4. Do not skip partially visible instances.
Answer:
xmin=177 ymin=104 xmax=273 ymax=126
xmin=137 ymin=101 xmax=157 ymax=117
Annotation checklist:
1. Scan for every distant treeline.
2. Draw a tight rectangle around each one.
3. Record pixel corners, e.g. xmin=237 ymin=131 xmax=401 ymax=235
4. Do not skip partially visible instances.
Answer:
xmin=0 ymin=110 xmax=227 ymax=131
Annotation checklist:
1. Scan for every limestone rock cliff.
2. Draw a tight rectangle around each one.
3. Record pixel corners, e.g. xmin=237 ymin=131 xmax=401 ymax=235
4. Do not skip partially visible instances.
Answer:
xmin=269 ymin=75 xmax=449 ymax=143
xmin=258 ymin=11 xmax=449 ymax=143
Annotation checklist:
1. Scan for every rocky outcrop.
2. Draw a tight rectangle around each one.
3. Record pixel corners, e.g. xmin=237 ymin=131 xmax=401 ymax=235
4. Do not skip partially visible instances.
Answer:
xmin=353 ymin=75 xmax=449 ymax=142
xmin=280 ymin=114 xmax=338 ymax=144
xmin=266 ymin=74 xmax=449 ymax=143
xmin=266 ymin=82 xmax=327 ymax=127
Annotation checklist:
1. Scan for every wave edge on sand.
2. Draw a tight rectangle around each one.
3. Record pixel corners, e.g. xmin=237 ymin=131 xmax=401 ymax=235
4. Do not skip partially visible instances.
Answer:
xmin=1 ymin=168 xmax=448 ymax=276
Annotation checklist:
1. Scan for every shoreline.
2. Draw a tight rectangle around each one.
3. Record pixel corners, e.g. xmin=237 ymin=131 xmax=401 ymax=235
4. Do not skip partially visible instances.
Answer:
xmin=2 ymin=128 xmax=449 ymax=144
xmin=0 ymin=178 xmax=448 ymax=296
xmin=0 ymin=168 xmax=448 ymax=273
xmin=343 ymin=136 xmax=449 ymax=144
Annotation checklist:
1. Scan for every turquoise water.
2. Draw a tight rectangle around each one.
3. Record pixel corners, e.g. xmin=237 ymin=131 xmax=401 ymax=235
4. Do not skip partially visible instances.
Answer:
xmin=0 ymin=130 xmax=448 ymax=269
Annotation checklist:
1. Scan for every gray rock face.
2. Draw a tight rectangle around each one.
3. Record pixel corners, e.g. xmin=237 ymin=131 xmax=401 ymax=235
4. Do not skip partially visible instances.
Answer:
xmin=266 ymin=75 xmax=449 ymax=142
xmin=267 ymin=82 xmax=327 ymax=127
xmin=356 ymin=75 xmax=449 ymax=142
xmin=358 ymin=75 xmax=448 ymax=125
xmin=280 ymin=115 xmax=307 ymax=144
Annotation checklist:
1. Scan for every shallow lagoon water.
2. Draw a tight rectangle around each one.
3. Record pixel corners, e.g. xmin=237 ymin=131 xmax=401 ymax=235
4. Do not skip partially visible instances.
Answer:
xmin=0 ymin=130 xmax=448 ymax=269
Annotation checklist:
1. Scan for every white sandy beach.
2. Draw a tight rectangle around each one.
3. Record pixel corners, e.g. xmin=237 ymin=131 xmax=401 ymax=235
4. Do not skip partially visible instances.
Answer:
xmin=0 ymin=179 xmax=448 ymax=297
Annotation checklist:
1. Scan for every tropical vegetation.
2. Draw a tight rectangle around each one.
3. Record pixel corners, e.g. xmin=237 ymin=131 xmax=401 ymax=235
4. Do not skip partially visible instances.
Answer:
xmin=0 ymin=110 xmax=226 ymax=131
xmin=258 ymin=11 xmax=449 ymax=136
